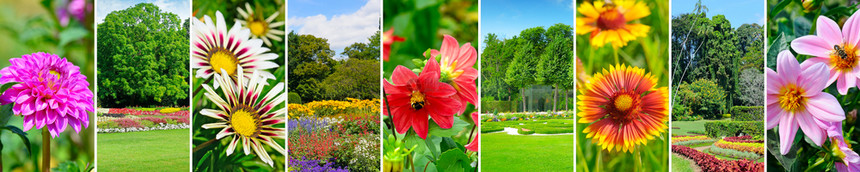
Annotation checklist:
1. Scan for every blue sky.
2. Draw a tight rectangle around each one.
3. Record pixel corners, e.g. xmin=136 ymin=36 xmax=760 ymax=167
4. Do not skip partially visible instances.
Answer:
xmin=288 ymin=0 xmax=380 ymax=59
xmin=672 ymin=0 xmax=765 ymax=28
xmin=480 ymin=0 xmax=574 ymax=51
xmin=96 ymin=0 xmax=190 ymax=24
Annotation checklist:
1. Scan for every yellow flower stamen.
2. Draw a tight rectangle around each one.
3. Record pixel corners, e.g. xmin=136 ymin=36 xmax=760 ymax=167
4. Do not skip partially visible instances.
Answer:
xmin=209 ymin=48 xmax=238 ymax=76
xmin=614 ymin=94 xmax=633 ymax=111
xmin=410 ymin=91 xmax=426 ymax=110
xmin=249 ymin=20 xmax=268 ymax=37
xmin=831 ymin=44 xmax=859 ymax=72
xmin=230 ymin=108 xmax=259 ymax=137
xmin=778 ymin=84 xmax=807 ymax=113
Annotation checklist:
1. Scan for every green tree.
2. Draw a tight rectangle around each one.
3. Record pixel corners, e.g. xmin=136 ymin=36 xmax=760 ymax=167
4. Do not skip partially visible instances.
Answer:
xmin=536 ymin=23 xmax=573 ymax=112
xmin=97 ymin=3 xmax=189 ymax=107
xmin=321 ymin=58 xmax=380 ymax=100
xmin=342 ymin=31 xmax=381 ymax=60
xmin=288 ymin=31 xmax=335 ymax=102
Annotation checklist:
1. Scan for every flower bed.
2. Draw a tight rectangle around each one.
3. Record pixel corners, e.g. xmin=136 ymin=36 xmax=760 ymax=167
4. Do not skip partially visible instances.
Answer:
xmin=713 ymin=139 xmax=764 ymax=155
xmin=723 ymin=136 xmax=763 ymax=143
xmin=672 ymin=145 xmax=763 ymax=172
xmin=672 ymin=135 xmax=710 ymax=144
xmin=98 ymin=107 xmax=191 ymax=133
xmin=707 ymin=146 xmax=762 ymax=160
xmin=288 ymin=111 xmax=380 ymax=171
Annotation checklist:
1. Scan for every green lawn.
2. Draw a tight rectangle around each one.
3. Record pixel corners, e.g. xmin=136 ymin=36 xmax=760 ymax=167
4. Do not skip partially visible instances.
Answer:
xmin=671 ymin=154 xmax=695 ymax=172
xmin=482 ymin=132 xmax=573 ymax=171
xmin=98 ymin=129 xmax=189 ymax=171
xmin=671 ymin=120 xmax=727 ymax=136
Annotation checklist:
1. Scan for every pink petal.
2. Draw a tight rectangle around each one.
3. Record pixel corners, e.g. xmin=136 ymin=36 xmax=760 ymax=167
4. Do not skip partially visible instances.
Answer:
xmin=777 ymin=50 xmax=801 ymax=83
xmin=390 ymin=66 xmax=418 ymax=86
xmin=796 ymin=111 xmax=826 ymax=146
xmin=837 ymin=73 xmax=856 ymax=95
xmin=767 ymin=103 xmax=782 ymax=129
xmin=766 ymin=68 xmax=783 ymax=94
xmin=844 ymin=11 xmax=860 ymax=47
xmin=816 ymin=15 xmax=845 ymax=46
xmin=792 ymin=36 xmax=835 ymax=57
xmin=799 ymin=63 xmax=831 ymax=96
xmin=412 ymin=115 xmax=430 ymax=139
xmin=806 ymin=93 xmax=846 ymax=122
xmin=779 ymin=113 xmax=799 ymax=155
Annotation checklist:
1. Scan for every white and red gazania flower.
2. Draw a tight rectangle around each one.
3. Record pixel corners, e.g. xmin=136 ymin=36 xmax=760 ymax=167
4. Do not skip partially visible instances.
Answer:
xmin=192 ymin=11 xmax=278 ymax=88
xmin=200 ymin=66 xmax=285 ymax=166
xmin=383 ymin=59 xmax=461 ymax=139
xmin=792 ymin=11 xmax=860 ymax=94
xmin=427 ymin=35 xmax=478 ymax=110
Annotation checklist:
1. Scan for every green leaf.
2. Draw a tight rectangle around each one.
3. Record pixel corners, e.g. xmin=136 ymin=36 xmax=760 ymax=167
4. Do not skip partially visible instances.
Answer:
xmin=0 ymin=82 xmax=19 ymax=94
xmin=59 ymin=27 xmax=89 ymax=47
xmin=424 ymin=135 xmax=442 ymax=159
xmin=428 ymin=117 xmax=469 ymax=138
xmin=439 ymin=137 xmax=460 ymax=153
xmin=3 ymin=125 xmax=30 ymax=156
xmin=0 ymin=104 xmax=14 ymax=125
xmin=435 ymin=148 xmax=470 ymax=172
xmin=766 ymin=129 xmax=798 ymax=171
xmin=196 ymin=151 xmax=212 ymax=169
xmin=766 ymin=32 xmax=787 ymax=69
xmin=770 ymin=0 xmax=792 ymax=18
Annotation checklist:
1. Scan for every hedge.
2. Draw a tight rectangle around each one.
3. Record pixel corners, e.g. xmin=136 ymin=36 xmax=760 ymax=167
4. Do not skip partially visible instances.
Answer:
xmin=481 ymin=100 xmax=518 ymax=113
xmin=730 ymin=106 xmax=763 ymax=121
xmin=518 ymin=128 xmax=535 ymax=135
xmin=704 ymin=121 xmax=763 ymax=139
xmin=481 ymin=125 xmax=504 ymax=133
xmin=288 ymin=92 xmax=303 ymax=104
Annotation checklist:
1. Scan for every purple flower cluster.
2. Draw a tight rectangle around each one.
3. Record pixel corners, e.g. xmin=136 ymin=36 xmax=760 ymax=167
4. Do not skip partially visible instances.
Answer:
xmin=56 ymin=0 xmax=91 ymax=27
xmin=288 ymin=157 xmax=348 ymax=172
xmin=288 ymin=117 xmax=329 ymax=134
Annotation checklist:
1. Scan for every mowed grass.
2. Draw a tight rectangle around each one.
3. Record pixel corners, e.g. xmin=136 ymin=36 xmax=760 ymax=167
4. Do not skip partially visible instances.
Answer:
xmin=482 ymin=132 xmax=573 ymax=171
xmin=671 ymin=154 xmax=695 ymax=172
xmin=98 ymin=129 xmax=189 ymax=171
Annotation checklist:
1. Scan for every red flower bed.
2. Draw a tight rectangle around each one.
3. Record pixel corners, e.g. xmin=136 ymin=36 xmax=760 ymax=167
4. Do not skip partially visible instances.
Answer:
xmin=673 ymin=134 xmax=707 ymax=138
xmin=723 ymin=136 xmax=763 ymax=143
xmin=107 ymin=108 xmax=189 ymax=117
xmin=672 ymin=145 xmax=763 ymax=172
xmin=139 ymin=117 xmax=168 ymax=124
xmin=112 ymin=118 xmax=143 ymax=128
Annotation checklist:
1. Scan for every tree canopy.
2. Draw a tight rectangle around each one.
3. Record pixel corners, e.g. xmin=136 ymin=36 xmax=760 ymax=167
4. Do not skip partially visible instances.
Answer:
xmin=288 ymin=31 xmax=381 ymax=102
xmin=97 ymin=3 xmax=189 ymax=107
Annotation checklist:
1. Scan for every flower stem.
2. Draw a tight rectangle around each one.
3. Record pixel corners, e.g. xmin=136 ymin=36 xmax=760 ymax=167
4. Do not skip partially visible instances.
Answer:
xmin=596 ymin=150 xmax=602 ymax=170
xmin=42 ymin=129 xmax=49 ymax=172
xmin=613 ymin=48 xmax=620 ymax=64
xmin=193 ymin=138 xmax=219 ymax=153
xmin=635 ymin=147 xmax=642 ymax=172
xmin=464 ymin=124 xmax=476 ymax=153
xmin=383 ymin=88 xmax=397 ymax=141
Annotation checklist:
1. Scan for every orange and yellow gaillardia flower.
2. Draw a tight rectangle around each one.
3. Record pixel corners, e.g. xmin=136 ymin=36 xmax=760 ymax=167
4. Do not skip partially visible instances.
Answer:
xmin=577 ymin=0 xmax=651 ymax=49
xmin=578 ymin=64 xmax=668 ymax=153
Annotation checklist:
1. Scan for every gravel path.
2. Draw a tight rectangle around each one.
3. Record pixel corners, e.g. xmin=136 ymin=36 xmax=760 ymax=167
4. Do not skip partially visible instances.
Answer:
xmin=673 ymin=153 xmax=703 ymax=172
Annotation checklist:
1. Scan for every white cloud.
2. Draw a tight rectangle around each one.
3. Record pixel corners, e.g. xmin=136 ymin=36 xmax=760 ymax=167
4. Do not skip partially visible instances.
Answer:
xmin=288 ymin=0 xmax=380 ymax=58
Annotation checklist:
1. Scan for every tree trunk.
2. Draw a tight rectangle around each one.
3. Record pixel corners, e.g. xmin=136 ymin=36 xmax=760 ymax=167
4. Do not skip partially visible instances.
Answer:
xmin=521 ymin=88 xmax=527 ymax=112
xmin=553 ymin=84 xmax=558 ymax=113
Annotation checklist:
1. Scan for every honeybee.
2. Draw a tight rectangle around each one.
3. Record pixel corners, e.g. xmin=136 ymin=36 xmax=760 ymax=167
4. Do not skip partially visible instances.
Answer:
xmin=835 ymin=45 xmax=850 ymax=60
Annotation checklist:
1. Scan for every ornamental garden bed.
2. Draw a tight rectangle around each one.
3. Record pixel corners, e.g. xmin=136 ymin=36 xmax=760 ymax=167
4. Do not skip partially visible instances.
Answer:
xmin=97 ymin=107 xmax=190 ymax=133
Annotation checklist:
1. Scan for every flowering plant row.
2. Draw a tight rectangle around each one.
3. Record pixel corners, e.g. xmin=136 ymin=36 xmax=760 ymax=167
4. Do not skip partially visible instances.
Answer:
xmin=672 ymin=145 xmax=763 ymax=172
xmin=672 ymin=139 xmax=715 ymax=146
xmin=707 ymin=146 xmax=762 ymax=160
xmin=714 ymin=139 xmax=764 ymax=155
xmin=672 ymin=135 xmax=710 ymax=144
xmin=288 ymin=112 xmax=380 ymax=171
xmin=289 ymin=99 xmax=380 ymax=119
xmin=723 ymin=135 xmax=763 ymax=143
xmin=106 ymin=107 xmax=190 ymax=117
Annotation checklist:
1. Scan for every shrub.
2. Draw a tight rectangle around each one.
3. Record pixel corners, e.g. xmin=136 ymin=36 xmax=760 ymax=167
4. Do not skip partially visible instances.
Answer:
xmin=722 ymin=114 xmax=731 ymax=119
xmin=518 ymin=128 xmax=534 ymax=135
xmin=533 ymin=126 xmax=573 ymax=134
xmin=676 ymin=79 xmax=727 ymax=119
xmin=730 ymin=106 xmax=763 ymax=121
xmin=671 ymin=103 xmax=696 ymax=121
xmin=288 ymin=92 xmax=303 ymax=104
xmin=481 ymin=125 xmax=504 ymax=133
xmin=704 ymin=121 xmax=763 ymax=139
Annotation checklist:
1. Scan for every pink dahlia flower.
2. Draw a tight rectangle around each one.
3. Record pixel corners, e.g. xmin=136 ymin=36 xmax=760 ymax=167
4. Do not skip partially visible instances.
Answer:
xmin=791 ymin=12 xmax=860 ymax=94
xmin=767 ymin=50 xmax=845 ymax=155
xmin=0 ymin=52 xmax=94 ymax=138
xmin=827 ymin=122 xmax=860 ymax=172
xmin=428 ymin=35 xmax=478 ymax=110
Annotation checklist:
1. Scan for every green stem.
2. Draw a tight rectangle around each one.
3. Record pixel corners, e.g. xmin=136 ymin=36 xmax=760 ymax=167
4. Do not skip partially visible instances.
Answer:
xmin=636 ymin=147 xmax=643 ymax=172
xmin=192 ymin=138 xmax=218 ymax=153
xmin=613 ymin=49 xmax=620 ymax=64
xmin=596 ymin=150 xmax=602 ymax=170
xmin=42 ymin=129 xmax=49 ymax=172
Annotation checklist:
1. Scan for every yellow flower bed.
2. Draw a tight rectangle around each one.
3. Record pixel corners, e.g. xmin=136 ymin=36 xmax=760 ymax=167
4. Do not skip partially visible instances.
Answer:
xmin=159 ymin=107 xmax=181 ymax=114
xmin=671 ymin=135 xmax=710 ymax=144
xmin=293 ymin=98 xmax=379 ymax=118
xmin=714 ymin=139 xmax=764 ymax=155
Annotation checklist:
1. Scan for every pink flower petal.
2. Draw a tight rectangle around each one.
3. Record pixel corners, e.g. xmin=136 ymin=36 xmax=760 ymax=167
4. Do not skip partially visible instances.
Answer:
xmin=816 ymin=15 xmax=845 ymax=46
xmin=766 ymin=68 xmax=783 ymax=94
xmin=767 ymin=103 xmax=782 ymax=129
xmin=778 ymin=50 xmax=801 ymax=83
xmin=837 ymin=73 xmax=856 ymax=95
xmin=806 ymin=93 xmax=845 ymax=122
xmin=844 ymin=11 xmax=860 ymax=47
xmin=779 ymin=113 xmax=799 ymax=155
xmin=792 ymin=36 xmax=835 ymax=57
xmin=796 ymin=111 xmax=826 ymax=146
xmin=799 ymin=63 xmax=831 ymax=96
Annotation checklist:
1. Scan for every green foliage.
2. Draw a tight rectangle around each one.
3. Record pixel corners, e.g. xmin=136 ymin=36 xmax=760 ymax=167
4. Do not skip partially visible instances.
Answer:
xmin=704 ymin=121 xmax=763 ymax=139
xmin=287 ymin=92 xmax=302 ymax=104
xmin=320 ymin=58 xmax=380 ymax=100
xmin=480 ymin=100 xmax=518 ymax=113
xmin=707 ymin=146 xmax=762 ymax=160
xmin=731 ymin=106 xmax=763 ymax=121
xmin=342 ymin=32 xmax=381 ymax=60
xmin=677 ymin=79 xmax=727 ymax=119
xmin=671 ymin=103 xmax=698 ymax=121
xmin=517 ymin=128 xmax=535 ymax=135
xmin=97 ymin=3 xmax=189 ymax=107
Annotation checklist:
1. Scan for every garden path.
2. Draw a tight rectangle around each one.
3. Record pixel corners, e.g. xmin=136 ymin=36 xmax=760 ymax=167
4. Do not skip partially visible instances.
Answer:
xmin=672 ymin=153 xmax=703 ymax=172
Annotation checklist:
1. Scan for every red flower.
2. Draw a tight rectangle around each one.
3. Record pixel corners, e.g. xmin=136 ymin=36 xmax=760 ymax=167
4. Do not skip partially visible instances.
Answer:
xmin=384 ymin=59 xmax=461 ymax=139
xmin=428 ymin=35 xmax=478 ymax=109
xmin=383 ymin=28 xmax=405 ymax=61
xmin=464 ymin=112 xmax=479 ymax=151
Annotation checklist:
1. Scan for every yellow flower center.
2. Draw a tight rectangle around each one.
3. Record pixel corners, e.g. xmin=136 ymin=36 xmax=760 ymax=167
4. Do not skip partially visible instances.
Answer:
xmin=410 ymin=91 xmax=426 ymax=110
xmin=230 ymin=108 xmax=258 ymax=137
xmin=48 ymin=70 xmax=60 ymax=80
xmin=248 ymin=20 xmax=268 ymax=37
xmin=597 ymin=7 xmax=626 ymax=30
xmin=831 ymin=44 xmax=859 ymax=72
xmin=208 ymin=48 xmax=238 ymax=76
xmin=614 ymin=94 xmax=634 ymax=111
xmin=778 ymin=84 xmax=807 ymax=113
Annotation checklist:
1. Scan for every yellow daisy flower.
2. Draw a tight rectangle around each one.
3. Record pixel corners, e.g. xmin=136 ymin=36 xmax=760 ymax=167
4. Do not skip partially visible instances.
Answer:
xmin=577 ymin=0 xmax=651 ymax=49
